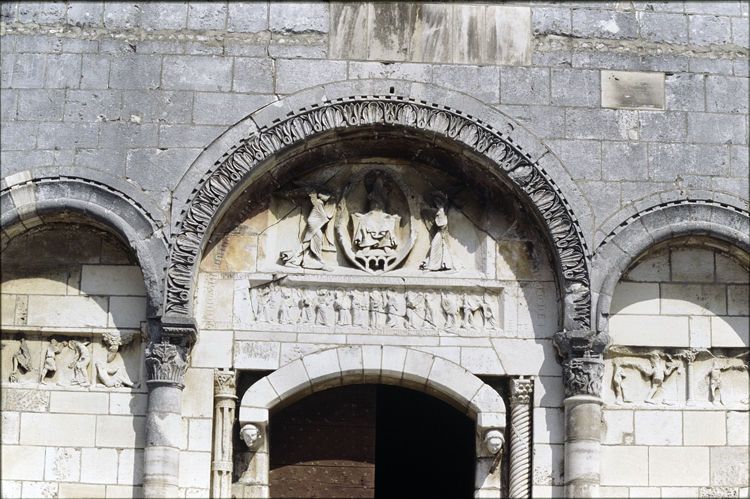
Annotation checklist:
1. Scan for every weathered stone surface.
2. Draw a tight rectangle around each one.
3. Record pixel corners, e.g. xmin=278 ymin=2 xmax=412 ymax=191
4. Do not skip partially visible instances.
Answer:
xmin=602 ymin=71 xmax=665 ymax=110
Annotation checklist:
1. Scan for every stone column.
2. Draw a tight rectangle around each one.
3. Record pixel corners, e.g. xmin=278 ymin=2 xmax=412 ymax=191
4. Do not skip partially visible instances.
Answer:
xmin=508 ymin=377 xmax=533 ymax=498
xmin=553 ymin=329 xmax=609 ymax=499
xmin=143 ymin=316 xmax=196 ymax=499
xmin=211 ymin=369 xmax=237 ymax=498
xmin=682 ymin=348 xmax=698 ymax=406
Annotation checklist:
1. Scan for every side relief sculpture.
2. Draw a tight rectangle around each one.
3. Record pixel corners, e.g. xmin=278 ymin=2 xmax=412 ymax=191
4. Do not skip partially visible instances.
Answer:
xmin=709 ymin=358 xmax=748 ymax=406
xmin=9 ymin=335 xmax=33 ymax=383
xmin=420 ymin=191 xmax=460 ymax=272
xmin=40 ymin=338 xmax=66 ymax=384
xmin=277 ymin=183 xmax=337 ymax=271
xmin=69 ymin=340 xmax=91 ymax=387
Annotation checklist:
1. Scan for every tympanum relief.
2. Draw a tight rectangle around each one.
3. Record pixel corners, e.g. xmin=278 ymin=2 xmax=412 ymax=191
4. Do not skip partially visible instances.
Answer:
xmin=198 ymin=161 xmax=560 ymax=339
xmin=1 ymin=330 xmax=143 ymax=390
xmin=605 ymin=347 xmax=749 ymax=407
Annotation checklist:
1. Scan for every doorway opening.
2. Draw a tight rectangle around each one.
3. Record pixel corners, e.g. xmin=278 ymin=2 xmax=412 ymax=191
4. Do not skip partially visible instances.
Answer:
xmin=268 ymin=384 xmax=475 ymax=498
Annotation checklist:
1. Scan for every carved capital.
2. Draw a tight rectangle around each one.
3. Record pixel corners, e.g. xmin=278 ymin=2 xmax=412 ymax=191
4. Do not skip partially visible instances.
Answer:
xmin=214 ymin=369 xmax=237 ymax=398
xmin=510 ymin=378 xmax=533 ymax=405
xmin=554 ymin=329 xmax=609 ymax=398
xmin=144 ymin=340 xmax=190 ymax=387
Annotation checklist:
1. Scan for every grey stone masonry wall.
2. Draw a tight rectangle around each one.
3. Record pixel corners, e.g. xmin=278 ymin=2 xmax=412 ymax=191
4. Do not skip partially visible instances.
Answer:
xmin=1 ymin=1 xmax=747 ymax=251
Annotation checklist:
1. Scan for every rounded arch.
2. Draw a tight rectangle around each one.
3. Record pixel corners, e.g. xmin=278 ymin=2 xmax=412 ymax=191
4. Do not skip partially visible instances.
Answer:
xmin=591 ymin=201 xmax=750 ymax=333
xmin=166 ymin=80 xmax=592 ymax=328
xmin=239 ymin=346 xmax=506 ymax=431
xmin=1 ymin=172 xmax=169 ymax=316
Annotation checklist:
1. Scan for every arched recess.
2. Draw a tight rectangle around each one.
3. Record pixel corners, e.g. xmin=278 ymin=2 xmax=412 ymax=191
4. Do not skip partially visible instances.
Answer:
xmin=1 ymin=173 xmax=169 ymax=317
xmin=237 ymin=346 xmax=506 ymax=497
xmin=165 ymin=80 xmax=592 ymax=329
xmin=591 ymin=201 xmax=750 ymax=333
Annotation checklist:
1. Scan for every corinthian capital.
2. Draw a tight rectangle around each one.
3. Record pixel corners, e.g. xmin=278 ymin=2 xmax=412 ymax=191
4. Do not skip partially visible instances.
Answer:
xmin=553 ymin=329 xmax=609 ymax=398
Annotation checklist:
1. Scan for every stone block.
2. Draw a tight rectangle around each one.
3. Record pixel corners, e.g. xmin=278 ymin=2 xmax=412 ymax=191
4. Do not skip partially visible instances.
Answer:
xmin=0 ymin=88 xmax=17 ymax=121
xmin=460 ymin=348 xmax=505 ymax=376
xmin=579 ymin=180 xmax=622 ymax=226
xmin=662 ymin=284 xmax=727 ymax=315
xmin=162 ymin=55 xmax=233 ymax=92
xmin=706 ymin=76 xmax=749 ymax=114
xmin=188 ymin=418 xmax=213 ymax=452
xmin=64 ymin=90 xmax=121 ymax=122
xmin=1 ymin=480 xmax=22 ymax=499
xmin=689 ymin=15 xmax=731 ymax=45
xmin=125 ymin=147 xmax=200 ymax=191
xmin=49 ymin=391 xmax=109 ymax=414
xmin=639 ymin=111 xmax=687 ymax=142
xmin=485 ymin=5 xmax=532 ymax=66
xmin=3 ymin=388 xmax=49 ymax=412
xmin=544 ymin=139 xmax=601 ymax=180
xmin=182 ymin=368 xmax=215 ymax=418
xmin=140 ymin=2 xmax=187 ymax=31
xmin=602 ymin=409 xmax=634 ymax=445
xmin=712 ymin=316 xmax=749 ymax=347
xmin=44 ymin=53 xmax=82 ymax=89
xmin=566 ymin=108 xmax=635 ymax=140
xmin=227 ymin=2 xmax=267 ymax=32
xmin=0 ymin=2 xmax=17 ymax=23
xmin=684 ymin=411 xmax=726 ymax=446
xmin=80 ymin=448 xmax=118 ymax=484
xmin=534 ymin=376 xmax=564 ymax=408
xmin=533 ymin=7 xmax=572 ymax=36
xmin=639 ymin=12 xmax=688 ymax=44
xmin=491 ymin=338 xmax=560 ymax=376
xmin=600 ymin=445 xmax=648 ymax=486
xmin=74 ymin=148 xmax=126 ymax=176
xmin=102 ymin=3 xmax=138 ymax=29
xmin=44 ymin=447 xmax=81 ymax=482
xmin=4 ymin=54 xmax=49 ymax=88
xmin=58 ymin=483 xmax=106 ymax=499
xmin=275 ymin=58 xmax=347 ymax=95
xmin=429 ymin=65 xmax=499 ymax=104
xmin=110 ymin=393 xmax=148 ymax=416
xmin=730 ymin=146 xmax=749 ymax=177
xmin=178 ymin=451 xmax=212 ymax=489
xmin=661 ymin=487 xmax=700 ymax=498
xmin=650 ymin=446 xmax=709 ymax=486
xmin=550 ymin=68 xmax=599 ymax=107
xmin=497 ymin=105 xmax=566 ymax=139
xmin=572 ymin=9 xmax=638 ymax=39
xmin=18 ymin=2 xmax=65 ymax=24
xmin=99 ymin=123 xmax=159 ymax=149
xmin=66 ymin=2 xmax=103 ymax=28
xmin=234 ymin=341 xmax=280 ymax=370
xmin=27 ymin=295 xmax=108 ymax=327
xmin=500 ymin=67 xmax=549 ymax=106
xmin=690 ymin=315 xmax=712 ymax=348
xmin=688 ymin=113 xmax=746 ymax=145
xmin=96 ymin=415 xmax=146 ymax=448
xmin=109 ymin=55 xmax=162 ymax=90
xmin=109 ymin=297 xmax=147 ymax=328
xmin=602 ymin=141 xmax=648 ymax=181
xmin=732 ymin=17 xmax=749 ymax=48
xmin=5 ymin=446 xmax=47 ymax=482
xmin=233 ymin=57 xmax=275 ymax=94
xmin=690 ymin=58 xmax=734 ymax=76
xmin=1 ymin=411 xmax=20 ymax=445
xmin=349 ymin=61 xmax=432 ymax=82
xmin=191 ymin=329 xmax=232 ymax=368
xmin=270 ymin=3 xmax=329 ymax=34
xmin=642 ymin=55 xmax=690 ymax=73
xmin=117 ymin=448 xmax=144 ymax=485
xmin=80 ymin=54 xmax=111 ymax=90
xmin=193 ymin=92 xmax=275 ymax=126
xmin=187 ymin=2 xmax=227 ymax=30
xmin=303 ymin=348 xmax=343 ymax=390
xmin=409 ymin=3 xmax=453 ymax=63
xmin=727 ymin=411 xmax=749 ymax=446
xmin=728 ymin=285 xmax=749 ymax=316
xmin=363 ymin=3 xmax=414 ymax=61
xmin=158 ymin=124 xmax=225 ymax=148
xmin=602 ymin=71 xmax=664 ymax=110
xmin=533 ymin=407 xmax=564 ymax=444
xmin=122 ymin=90 xmax=193 ymax=124
xmin=630 ymin=487 xmax=662 ymax=498
xmin=609 ymin=314 xmax=689 ymax=347
xmin=599 ymin=486 xmax=630 ymax=498
xmin=533 ymin=443 xmax=564 ymax=486
xmin=685 ymin=1 xmax=742 ymax=15
xmin=634 ymin=410 xmax=682 ymax=445
xmin=711 ymin=446 xmax=749 ymax=487
xmin=610 ymin=282 xmax=660 ymax=315
xmin=648 ymin=144 xmax=729 ymax=181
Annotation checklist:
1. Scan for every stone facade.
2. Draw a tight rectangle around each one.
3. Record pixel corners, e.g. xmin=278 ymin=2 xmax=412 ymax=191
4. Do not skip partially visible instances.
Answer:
xmin=1 ymin=2 xmax=748 ymax=498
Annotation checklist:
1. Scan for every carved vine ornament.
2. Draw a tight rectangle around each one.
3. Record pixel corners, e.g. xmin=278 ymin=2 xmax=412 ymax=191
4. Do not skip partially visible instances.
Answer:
xmin=166 ymin=97 xmax=590 ymax=328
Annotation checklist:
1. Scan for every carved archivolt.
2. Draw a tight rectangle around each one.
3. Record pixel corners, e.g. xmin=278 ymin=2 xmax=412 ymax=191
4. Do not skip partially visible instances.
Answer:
xmin=166 ymin=97 xmax=590 ymax=325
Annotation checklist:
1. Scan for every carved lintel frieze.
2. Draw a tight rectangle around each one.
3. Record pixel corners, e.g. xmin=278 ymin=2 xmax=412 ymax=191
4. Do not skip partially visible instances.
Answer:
xmin=554 ymin=329 xmax=609 ymax=398
xmin=144 ymin=340 xmax=190 ymax=387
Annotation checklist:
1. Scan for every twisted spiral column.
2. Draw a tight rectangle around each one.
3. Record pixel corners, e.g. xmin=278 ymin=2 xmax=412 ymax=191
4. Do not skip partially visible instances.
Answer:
xmin=508 ymin=377 xmax=533 ymax=498
xmin=211 ymin=369 xmax=237 ymax=498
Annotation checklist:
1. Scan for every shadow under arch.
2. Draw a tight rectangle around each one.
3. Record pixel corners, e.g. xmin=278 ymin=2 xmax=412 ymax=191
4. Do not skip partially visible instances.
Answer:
xmin=591 ymin=201 xmax=750 ymax=333
xmin=166 ymin=81 xmax=592 ymax=329
xmin=1 ymin=174 xmax=169 ymax=317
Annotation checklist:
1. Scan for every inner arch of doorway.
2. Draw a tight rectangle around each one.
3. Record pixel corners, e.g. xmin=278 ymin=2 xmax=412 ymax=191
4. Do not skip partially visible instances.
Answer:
xmin=238 ymin=345 xmax=506 ymax=431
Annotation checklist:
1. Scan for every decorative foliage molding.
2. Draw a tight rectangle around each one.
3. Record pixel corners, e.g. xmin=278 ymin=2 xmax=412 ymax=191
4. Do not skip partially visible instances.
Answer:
xmin=166 ymin=96 xmax=590 ymax=327
xmin=144 ymin=341 xmax=190 ymax=386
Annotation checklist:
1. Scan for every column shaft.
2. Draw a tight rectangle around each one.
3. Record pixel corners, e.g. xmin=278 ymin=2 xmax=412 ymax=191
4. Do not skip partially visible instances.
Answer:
xmin=508 ymin=378 xmax=533 ymax=498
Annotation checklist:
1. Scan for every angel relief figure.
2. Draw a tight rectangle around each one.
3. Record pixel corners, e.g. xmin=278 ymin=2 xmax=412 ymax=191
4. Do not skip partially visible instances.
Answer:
xmin=420 ymin=191 xmax=453 ymax=271
xmin=277 ymin=182 xmax=337 ymax=271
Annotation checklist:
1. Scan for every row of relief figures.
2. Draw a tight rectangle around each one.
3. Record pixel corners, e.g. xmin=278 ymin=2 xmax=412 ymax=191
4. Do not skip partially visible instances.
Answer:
xmin=1 ymin=330 xmax=142 ymax=390
xmin=604 ymin=347 xmax=749 ymax=408
xmin=237 ymin=282 xmax=502 ymax=332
